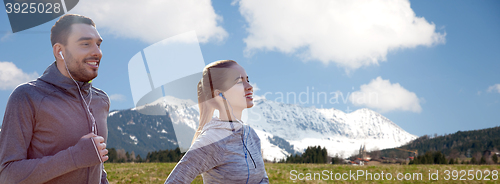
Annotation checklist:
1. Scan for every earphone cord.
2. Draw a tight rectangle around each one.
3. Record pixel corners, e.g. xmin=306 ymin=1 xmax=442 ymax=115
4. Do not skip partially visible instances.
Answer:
xmin=224 ymin=96 xmax=241 ymax=124
xmin=243 ymin=125 xmax=250 ymax=184
xmin=64 ymin=61 xmax=97 ymax=135
xmin=223 ymin=97 xmax=256 ymax=183
xmin=63 ymin=56 xmax=102 ymax=184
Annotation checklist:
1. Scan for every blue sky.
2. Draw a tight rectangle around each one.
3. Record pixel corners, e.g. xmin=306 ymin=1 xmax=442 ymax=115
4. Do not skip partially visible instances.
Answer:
xmin=0 ymin=0 xmax=499 ymax=137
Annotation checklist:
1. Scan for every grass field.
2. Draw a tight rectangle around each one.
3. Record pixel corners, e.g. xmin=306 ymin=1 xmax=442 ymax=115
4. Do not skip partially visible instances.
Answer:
xmin=104 ymin=162 xmax=500 ymax=183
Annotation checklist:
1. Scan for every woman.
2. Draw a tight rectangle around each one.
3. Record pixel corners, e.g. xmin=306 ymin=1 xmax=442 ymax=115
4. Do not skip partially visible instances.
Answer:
xmin=165 ymin=60 xmax=269 ymax=183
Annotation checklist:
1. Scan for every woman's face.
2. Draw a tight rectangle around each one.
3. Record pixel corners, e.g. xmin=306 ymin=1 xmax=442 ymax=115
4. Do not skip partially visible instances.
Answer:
xmin=220 ymin=64 xmax=253 ymax=110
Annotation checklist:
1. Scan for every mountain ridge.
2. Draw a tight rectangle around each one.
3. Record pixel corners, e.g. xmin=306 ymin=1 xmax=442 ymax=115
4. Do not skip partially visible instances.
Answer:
xmin=107 ymin=96 xmax=417 ymax=160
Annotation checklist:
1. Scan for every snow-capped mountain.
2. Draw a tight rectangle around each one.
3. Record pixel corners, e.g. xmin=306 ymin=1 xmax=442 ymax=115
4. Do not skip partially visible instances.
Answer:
xmin=107 ymin=96 xmax=417 ymax=160
xmin=244 ymin=99 xmax=417 ymax=160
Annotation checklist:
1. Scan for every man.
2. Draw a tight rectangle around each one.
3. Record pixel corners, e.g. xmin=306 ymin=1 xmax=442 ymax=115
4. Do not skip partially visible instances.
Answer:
xmin=0 ymin=14 xmax=109 ymax=183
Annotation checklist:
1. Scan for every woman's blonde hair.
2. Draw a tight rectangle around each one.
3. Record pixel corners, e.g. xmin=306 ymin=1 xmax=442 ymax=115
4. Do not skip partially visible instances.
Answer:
xmin=192 ymin=60 xmax=239 ymax=145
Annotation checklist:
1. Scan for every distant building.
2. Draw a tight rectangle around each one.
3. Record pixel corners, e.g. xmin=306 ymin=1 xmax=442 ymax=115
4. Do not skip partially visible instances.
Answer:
xmin=359 ymin=144 xmax=367 ymax=159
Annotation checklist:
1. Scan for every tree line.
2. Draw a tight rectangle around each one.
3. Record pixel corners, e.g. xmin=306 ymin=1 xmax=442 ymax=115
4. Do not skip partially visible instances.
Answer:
xmin=279 ymin=146 xmax=329 ymax=164
xmin=410 ymin=150 xmax=499 ymax=165
xmin=107 ymin=147 xmax=184 ymax=163
xmin=108 ymin=145 xmax=330 ymax=164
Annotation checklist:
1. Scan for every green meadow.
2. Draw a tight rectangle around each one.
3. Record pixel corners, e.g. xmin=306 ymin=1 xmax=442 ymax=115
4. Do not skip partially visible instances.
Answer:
xmin=105 ymin=162 xmax=500 ymax=183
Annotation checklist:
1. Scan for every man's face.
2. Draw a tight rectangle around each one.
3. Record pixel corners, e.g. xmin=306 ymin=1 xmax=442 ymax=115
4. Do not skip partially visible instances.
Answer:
xmin=63 ymin=23 xmax=102 ymax=82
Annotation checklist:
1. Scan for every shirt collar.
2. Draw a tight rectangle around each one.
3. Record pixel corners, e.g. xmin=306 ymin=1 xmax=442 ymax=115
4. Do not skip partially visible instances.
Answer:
xmin=38 ymin=61 xmax=92 ymax=99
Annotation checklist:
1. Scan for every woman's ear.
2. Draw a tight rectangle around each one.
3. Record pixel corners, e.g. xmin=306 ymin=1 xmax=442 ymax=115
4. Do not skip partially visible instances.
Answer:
xmin=207 ymin=91 xmax=222 ymax=110
xmin=213 ymin=90 xmax=222 ymax=98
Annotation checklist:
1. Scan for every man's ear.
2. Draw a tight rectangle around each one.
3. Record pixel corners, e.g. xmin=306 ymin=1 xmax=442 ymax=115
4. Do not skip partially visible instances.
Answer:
xmin=53 ymin=43 xmax=64 ymax=61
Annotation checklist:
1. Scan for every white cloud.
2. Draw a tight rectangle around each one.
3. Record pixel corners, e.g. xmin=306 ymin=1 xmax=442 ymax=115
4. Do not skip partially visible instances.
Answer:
xmin=487 ymin=84 xmax=500 ymax=93
xmin=109 ymin=94 xmax=126 ymax=102
xmin=0 ymin=61 xmax=39 ymax=90
xmin=237 ymin=0 xmax=446 ymax=71
xmin=350 ymin=76 xmax=421 ymax=113
xmin=250 ymin=82 xmax=260 ymax=93
xmin=71 ymin=0 xmax=227 ymax=44
xmin=249 ymin=82 xmax=266 ymax=100
xmin=1 ymin=32 xmax=13 ymax=42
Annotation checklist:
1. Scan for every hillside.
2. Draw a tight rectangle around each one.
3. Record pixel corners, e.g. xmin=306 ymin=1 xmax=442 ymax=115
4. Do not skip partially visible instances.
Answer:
xmin=380 ymin=126 xmax=500 ymax=158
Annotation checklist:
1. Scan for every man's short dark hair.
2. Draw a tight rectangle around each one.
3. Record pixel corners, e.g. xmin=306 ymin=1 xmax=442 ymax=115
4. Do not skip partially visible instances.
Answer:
xmin=50 ymin=14 xmax=96 ymax=46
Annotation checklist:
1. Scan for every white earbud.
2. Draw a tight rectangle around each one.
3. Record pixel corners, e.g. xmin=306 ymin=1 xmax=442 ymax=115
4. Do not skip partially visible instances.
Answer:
xmin=59 ymin=51 xmax=64 ymax=60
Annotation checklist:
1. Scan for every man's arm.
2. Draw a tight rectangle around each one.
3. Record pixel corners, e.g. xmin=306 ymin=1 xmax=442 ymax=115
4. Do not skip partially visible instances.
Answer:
xmin=0 ymin=86 xmax=103 ymax=183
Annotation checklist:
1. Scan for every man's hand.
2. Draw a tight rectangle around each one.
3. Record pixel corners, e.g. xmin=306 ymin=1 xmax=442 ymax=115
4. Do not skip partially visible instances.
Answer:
xmin=81 ymin=133 xmax=109 ymax=162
